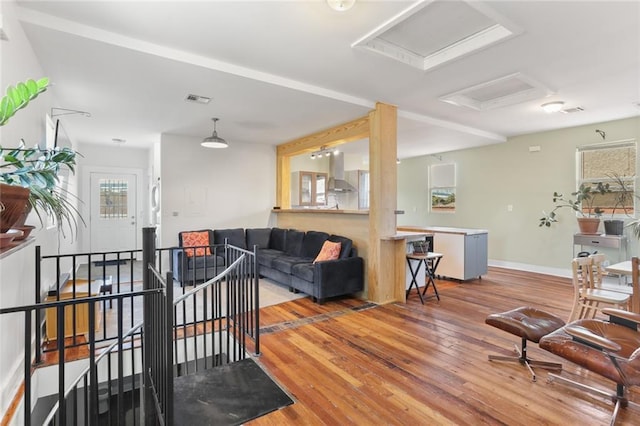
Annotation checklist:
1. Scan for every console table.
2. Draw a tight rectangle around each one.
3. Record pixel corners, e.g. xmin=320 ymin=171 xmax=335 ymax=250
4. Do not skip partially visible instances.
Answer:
xmin=573 ymin=233 xmax=627 ymax=263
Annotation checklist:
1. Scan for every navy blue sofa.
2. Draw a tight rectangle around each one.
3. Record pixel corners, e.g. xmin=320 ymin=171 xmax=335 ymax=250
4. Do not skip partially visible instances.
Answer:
xmin=172 ymin=227 xmax=364 ymax=304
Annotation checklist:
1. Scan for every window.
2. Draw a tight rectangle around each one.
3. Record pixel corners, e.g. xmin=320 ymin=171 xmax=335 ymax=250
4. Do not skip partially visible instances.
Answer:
xmin=99 ymin=179 xmax=129 ymax=219
xmin=577 ymin=139 xmax=636 ymax=216
xmin=430 ymin=163 xmax=456 ymax=213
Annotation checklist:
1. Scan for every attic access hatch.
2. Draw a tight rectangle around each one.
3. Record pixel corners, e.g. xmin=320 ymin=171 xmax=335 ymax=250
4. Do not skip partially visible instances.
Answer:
xmin=351 ymin=0 xmax=522 ymax=72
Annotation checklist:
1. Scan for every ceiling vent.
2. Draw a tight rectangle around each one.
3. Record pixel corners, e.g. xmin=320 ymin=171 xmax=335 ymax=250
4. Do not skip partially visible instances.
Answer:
xmin=561 ymin=106 xmax=585 ymax=114
xmin=185 ymin=94 xmax=211 ymax=104
xmin=439 ymin=72 xmax=554 ymax=111
xmin=352 ymin=0 xmax=522 ymax=72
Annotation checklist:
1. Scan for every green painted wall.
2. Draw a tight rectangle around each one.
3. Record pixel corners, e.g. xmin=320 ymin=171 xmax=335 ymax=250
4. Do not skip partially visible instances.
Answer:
xmin=398 ymin=116 xmax=640 ymax=273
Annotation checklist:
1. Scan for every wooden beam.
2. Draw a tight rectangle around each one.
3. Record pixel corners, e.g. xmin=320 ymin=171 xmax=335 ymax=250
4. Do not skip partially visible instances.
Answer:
xmin=276 ymin=116 xmax=369 ymax=157
xmin=367 ymin=102 xmax=399 ymax=304
xmin=276 ymin=154 xmax=291 ymax=208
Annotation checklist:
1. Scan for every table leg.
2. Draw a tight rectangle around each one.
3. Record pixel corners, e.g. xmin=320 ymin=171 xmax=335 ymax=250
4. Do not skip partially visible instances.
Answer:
xmin=423 ymin=256 xmax=441 ymax=301
xmin=406 ymin=258 xmax=425 ymax=304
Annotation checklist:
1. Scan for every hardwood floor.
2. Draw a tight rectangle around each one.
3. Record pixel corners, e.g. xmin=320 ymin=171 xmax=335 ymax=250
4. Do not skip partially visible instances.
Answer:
xmin=248 ymin=267 xmax=640 ymax=425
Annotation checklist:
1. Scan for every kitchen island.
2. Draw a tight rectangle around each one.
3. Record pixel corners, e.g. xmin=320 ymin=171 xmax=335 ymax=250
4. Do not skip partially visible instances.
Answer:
xmin=398 ymin=226 xmax=488 ymax=281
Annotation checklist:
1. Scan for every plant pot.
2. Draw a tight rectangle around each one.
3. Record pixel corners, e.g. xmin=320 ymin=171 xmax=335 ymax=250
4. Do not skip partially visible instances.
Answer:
xmin=604 ymin=219 xmax=625 ymax=236
xmin=0 ymin=183 xmax=31 ymax=233
xmin=577 ymin=217 xmax=600 ymax=235
xmin=12 ymin=225 xmax=36 ymax=240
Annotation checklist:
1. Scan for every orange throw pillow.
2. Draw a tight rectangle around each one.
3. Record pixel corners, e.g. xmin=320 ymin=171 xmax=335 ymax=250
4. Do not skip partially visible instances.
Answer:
xmin=313 ymin=241 xmax=342 ymax=263
xmin=182 ymin=231 xmax=212 ymax=257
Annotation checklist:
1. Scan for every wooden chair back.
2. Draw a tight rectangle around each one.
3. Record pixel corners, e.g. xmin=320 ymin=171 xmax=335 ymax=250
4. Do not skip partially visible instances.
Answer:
xmin=632 ymin=257 xmax=640 ymax=314
xmin=569 ymin=256 xmax=593 ymax=322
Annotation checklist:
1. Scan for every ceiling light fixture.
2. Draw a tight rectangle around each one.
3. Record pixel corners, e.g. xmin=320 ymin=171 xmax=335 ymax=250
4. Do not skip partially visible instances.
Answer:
xmin=327 ymin=0 xmax=355 ymax=12
xmin=201 ymin=117 xmax=228 ymax=149
xmin=50 ymin=107 xmax=92 ymax=118
xmin=310 ymin=146 xmax=339 ymax=159
xmin=541 ymin=101 xmax=565 ymax=113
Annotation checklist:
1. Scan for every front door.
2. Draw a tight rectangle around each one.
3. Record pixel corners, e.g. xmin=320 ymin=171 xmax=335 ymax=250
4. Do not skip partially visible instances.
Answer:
xmin=90 ymin=172 xmax=137 ymax=253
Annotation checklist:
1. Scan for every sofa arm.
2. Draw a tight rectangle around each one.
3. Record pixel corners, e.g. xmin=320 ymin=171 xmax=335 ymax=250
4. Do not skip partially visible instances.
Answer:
xmin=172 ymin=249 xmax=188 ymax=283
xmin=314 ymin=256 xmax=364 ymax=300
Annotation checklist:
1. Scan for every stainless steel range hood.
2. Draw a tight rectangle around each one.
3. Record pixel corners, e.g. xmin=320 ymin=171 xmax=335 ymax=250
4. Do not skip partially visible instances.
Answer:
xmin=328 ymin=152 xmax=357 ymax=192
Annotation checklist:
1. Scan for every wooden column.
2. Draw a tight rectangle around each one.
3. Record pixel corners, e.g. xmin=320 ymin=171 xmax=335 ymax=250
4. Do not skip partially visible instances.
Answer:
xmin=368 ymin=102 xmax=402 ymax=303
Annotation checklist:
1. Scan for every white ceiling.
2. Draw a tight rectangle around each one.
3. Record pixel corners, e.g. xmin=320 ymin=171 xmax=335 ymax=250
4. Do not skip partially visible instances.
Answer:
xmin=11 ymin=0 xmax=640 ymax=158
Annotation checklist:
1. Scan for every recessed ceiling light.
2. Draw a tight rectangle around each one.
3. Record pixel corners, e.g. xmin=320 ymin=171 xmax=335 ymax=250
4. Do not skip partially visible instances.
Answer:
xmin=541 ymin=101 xmax=565 ymax=113
xmin=185 ymin=94 xmax=211 ymax=104
xmin=327 ymin=0 xmax=355 ymax=12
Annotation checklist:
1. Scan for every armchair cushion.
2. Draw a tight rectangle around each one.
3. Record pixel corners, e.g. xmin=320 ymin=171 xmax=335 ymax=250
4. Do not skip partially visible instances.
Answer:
xmin=180 ymin=230 xmax=212 ymax=257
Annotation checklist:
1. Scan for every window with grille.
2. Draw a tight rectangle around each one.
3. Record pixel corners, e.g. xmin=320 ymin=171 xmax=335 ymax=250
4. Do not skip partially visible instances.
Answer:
xmin=577 ymin=139 xmax=636 ymax=217
xmin=99 ymin=179 xmax=129 ymax=219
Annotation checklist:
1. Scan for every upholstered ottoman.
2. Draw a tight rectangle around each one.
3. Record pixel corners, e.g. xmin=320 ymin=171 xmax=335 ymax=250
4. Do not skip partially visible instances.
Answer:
xmin=485 ymin=306 xmax=566 ymax=381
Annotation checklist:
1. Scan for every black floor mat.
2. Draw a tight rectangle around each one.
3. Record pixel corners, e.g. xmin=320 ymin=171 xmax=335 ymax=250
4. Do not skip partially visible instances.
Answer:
xmin=173 ymin=358 xmax=294 ymax=425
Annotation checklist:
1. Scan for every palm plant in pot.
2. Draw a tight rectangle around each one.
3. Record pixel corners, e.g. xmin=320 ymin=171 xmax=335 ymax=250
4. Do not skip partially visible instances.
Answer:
xmin=539 ymin=182 xmax=611 ymax=234
xmin=0 ymin=77 xmax=83 ymax=240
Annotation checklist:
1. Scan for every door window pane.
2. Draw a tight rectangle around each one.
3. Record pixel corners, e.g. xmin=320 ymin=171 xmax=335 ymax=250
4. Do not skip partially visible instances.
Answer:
xmin=100 ymin=179 xmax=128 ymax=219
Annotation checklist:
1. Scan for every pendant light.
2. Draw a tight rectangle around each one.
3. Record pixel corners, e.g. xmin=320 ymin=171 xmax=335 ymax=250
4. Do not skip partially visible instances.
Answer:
xmin=201 ymin=117 xmax=228 ymax=148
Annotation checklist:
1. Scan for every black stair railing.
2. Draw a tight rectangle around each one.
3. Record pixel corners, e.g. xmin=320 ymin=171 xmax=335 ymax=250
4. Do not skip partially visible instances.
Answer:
xmin=0 ymin=226 xmax=261 ymax=425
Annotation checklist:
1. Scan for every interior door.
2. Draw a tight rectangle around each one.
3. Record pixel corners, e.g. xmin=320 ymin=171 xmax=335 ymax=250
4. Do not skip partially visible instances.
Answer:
xmin=90 ymin=172 xmax=137 ymax=253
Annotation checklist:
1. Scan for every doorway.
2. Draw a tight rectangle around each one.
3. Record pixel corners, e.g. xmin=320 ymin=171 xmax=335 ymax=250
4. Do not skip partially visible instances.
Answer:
xmin=90 ymin=172 xmax=138 ymax=253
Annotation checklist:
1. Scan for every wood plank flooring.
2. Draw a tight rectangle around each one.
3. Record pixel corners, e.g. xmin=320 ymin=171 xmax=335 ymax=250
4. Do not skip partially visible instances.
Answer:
xmin=247 ymin=268 xmax=640 ymax=426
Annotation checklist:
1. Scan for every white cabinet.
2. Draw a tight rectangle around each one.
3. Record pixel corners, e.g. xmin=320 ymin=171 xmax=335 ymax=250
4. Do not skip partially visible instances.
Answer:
xmin=291 ymin=171 xmax=328 ymax=207
xmin=431 ymin=229 xmax=488 ymax=281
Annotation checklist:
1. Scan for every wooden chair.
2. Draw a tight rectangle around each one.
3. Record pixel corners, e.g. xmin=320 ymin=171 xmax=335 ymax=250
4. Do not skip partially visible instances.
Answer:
xmin=568 ymin=256 xmax=630 ymax=322
xmin=631 ymin=257 xmax=640 ymax=314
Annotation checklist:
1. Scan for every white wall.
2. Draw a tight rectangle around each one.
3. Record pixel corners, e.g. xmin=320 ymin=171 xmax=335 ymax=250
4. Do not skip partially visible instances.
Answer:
xmin=0 ymin=1 xmax=82 ymax=420
xmin=398 ymin=116 xmax=640 ymax=274
xmin=76 ymin=142 xmax=151 ymax=253
xmin=158 ymin=134 xmax=276 ymax=249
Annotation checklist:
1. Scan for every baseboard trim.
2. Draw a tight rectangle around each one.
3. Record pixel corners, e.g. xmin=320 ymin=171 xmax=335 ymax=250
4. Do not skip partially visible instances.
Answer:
xmin=489 ymin=260 xmax=571 ymax=279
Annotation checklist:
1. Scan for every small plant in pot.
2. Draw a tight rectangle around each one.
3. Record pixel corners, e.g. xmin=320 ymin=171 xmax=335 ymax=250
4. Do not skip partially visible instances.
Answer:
xmin=539 ymin=182 xmax=610 ymax=234
xmin=602 ymin=173 xmax=634 ymax=236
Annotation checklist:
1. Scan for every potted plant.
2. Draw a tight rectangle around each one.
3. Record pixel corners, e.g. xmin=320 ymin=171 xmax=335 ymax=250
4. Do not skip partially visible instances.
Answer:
xmin=539 ymin=182 xmax=611 ymax=234
xmin=602 ymin=172 xmax=634 ymax=235
xmin=0 ymin=77 xmax=84 ymax=238
xmin=0 ymin=141 xmax=82 ymax=237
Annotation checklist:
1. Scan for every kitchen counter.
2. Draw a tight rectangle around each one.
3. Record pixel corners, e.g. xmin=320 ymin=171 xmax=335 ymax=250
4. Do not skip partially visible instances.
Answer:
xmin=398 ymin=225 xmax=487 ymax=236
xmin=273 ymin=209 xmax=368 ymax=215
xmin=381 ymin=231 xmax=432 ymax=241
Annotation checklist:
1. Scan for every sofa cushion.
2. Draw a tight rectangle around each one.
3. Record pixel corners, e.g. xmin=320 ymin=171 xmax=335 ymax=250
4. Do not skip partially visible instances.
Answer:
xmin=246 ymin=228 xmax=272 ymax=250
xmin=328 ymin=234 xmax=354 ymax=259
xmin=188 ymin=254 xmax=224 ymax=268
xmin=314 ymin=240 xmax=341 ymax=263
xmin=180 ymin=230 xmax=212 ymax=257
xmin=284 ymin=230 xmax=305 ymax=256
xmin=269 ymin=228 xmax=287 ymax=251
xmin=214 ymin=228 xmax=246 ymax=249
xmin=291 ymin=262 xmax=314 ymax=283
xmin=301 ymin=231 xmax=330 ymax=258
xmin=256 ymin=248 xmax=283 ymax=268
xmin=272 ymin=255 xmax=312 ymax=275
